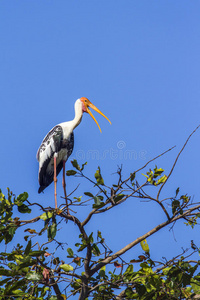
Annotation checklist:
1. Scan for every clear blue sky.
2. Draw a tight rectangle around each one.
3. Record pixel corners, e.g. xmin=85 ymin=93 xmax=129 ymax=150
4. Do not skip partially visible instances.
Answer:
xmin=0 ymin=1 xmax=200 ymax=269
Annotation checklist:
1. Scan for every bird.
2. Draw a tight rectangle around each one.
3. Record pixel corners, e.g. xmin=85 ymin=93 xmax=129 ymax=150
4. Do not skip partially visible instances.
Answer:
xmin=36 ymin=97 xmax=111 ymax=210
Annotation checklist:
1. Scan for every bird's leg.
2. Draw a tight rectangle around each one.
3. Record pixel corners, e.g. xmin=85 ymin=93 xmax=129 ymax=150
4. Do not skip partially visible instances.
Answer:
xmin=54 ymin=154 xmax=58 ymax=209
xmin=62 ymin=161 xmax=69 ymax=214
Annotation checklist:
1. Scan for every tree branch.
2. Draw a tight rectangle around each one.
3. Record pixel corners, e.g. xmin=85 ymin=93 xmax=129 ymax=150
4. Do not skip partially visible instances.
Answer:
xmin=90 ymin=203 xmax=200 ymax=276
xmin=157 ymin=124 xmax=200 ymax=200
xmin=51 ymin=278 xmax=64 ymax=300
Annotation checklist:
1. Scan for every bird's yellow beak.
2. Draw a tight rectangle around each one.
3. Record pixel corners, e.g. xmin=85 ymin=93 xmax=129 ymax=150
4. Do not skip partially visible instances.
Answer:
xmin=81 ymin=98 xmax=111 ymax=132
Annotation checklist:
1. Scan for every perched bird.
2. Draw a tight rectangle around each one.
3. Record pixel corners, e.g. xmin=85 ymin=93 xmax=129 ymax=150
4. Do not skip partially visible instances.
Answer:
xmin=36 ymin=97 xmax=111 ymax=209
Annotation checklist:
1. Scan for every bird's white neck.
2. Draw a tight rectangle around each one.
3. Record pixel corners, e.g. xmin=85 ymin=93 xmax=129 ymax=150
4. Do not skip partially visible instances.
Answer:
xmin=72 ymin=103 xmax=83 ymax=130
xmin=60 ymin=99 xmax=83 ymax=135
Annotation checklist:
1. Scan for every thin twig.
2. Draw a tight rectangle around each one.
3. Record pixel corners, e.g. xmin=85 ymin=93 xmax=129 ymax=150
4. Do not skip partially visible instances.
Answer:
xmin=157 ymin=124 xmax=200 ymax=200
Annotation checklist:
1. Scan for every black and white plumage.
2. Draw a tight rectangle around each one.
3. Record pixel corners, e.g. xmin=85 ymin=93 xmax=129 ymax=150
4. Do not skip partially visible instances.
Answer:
xmin=37 ymin=125 xmax=74 ymax=193
xmin=37 ymin=97 xmax=111 ymax=208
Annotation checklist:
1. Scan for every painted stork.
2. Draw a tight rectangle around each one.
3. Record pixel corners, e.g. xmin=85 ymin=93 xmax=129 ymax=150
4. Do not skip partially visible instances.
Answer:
xmin=36 ymin=97 xmax=111 ymax=210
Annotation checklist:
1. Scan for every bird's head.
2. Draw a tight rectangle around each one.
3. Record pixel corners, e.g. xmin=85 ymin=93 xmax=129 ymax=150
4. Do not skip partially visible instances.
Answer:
xmin=80 ymin=97 xmax=111 ymax=132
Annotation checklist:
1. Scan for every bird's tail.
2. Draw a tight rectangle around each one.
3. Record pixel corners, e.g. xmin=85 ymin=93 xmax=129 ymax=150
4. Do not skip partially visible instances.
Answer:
xmin=38 ymin=186 xmax=45 ymax=193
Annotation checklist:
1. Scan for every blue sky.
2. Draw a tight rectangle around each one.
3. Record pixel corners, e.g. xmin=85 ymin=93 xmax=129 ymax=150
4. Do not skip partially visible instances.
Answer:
xmin=0 ymin=0 xmax=200 ymax=272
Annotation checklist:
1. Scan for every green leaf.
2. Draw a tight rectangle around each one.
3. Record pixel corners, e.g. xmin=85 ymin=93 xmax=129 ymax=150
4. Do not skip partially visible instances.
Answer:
xmin=77 ymin=244 xmax=87 ymax=252
xmin=142 ymin=166 xmax=166 ymax=186
xmin=97 ymin=230 xmax=103 ymax=241
xmin=4 ymin=234 xmax=14 ymax=244
xmin=60 ymin=264 xmax=74 ymax=272
xmin=92 ymin=196 xmax=104 ymax=209
xmin=88 ymin=232 xmax=94 ymax=243
xmin=156 ymin=175 xmax=167 ymax=185
xmin=48 ymin=222 xmax=57 ymax=240
xmin=24 ymin=240 xmax=32 ymax=256
xmin=140 ymin=239 xmax=149 ymax=253
xmin=16 ymin=192 xmax=29 ymax=203
xmin=66 ymin=170 xmax=77 ymax=176
xmin=8 ymin=226 xmax=17 ymax=237
xmin=184 ymin=217 xmax=197 ymax=228
xmin=27 ymin=250 xmax=45 ymax=257
xmin=17 ymin=204 xmax=31 ymax=214
xmin=67 ymin=248 xmax=74 ymax=257
xmin=94 ymin=167 xmax=104 ymax=185
xmin=176 ymin=187 xmax=180 ymax=197
xmin=81 ymin=161 xmax=87 ymax=171
xmin=93 ymin=196 xmax=101 ymax=206
xmin=130 ymin=173 xmax=135 ymax=182
xmin=142 ymin=173 xmax=151 ymax=180
xmin=92 ymin=202 xmax=104 ymax=209
xmin=154 ymin=166 xmax=164 ymax=177
xmin=73 ymin=196 xmax=82 ymax=202
xmin=40 ymin=211 xmax=53 ymax=221
xmin=99 ymin=265 xmax=106 ymax=278
xmin=180 ymin=195 xmax=189 ymax=203
xmin=84 ymin=192 xmax=94 ymax=197
xmin=71 ymin=159 xmax=80 ymax=170
xmin=172 ymin=200 xmax=180 ymax=215
xmin=191 ymin=280 xmax=200 ymax=293
xmin=114 ymin=194 xmax=124 ymax=203
xmin=53 ymin=257 xmax=60 ymax=265
xmin=11 ymin=289 xmax=25 ymax=296
xmin=24 ymin=228 xmax=37 ymax=234
xmin=92 ymin=244 xmax=101 ymax=256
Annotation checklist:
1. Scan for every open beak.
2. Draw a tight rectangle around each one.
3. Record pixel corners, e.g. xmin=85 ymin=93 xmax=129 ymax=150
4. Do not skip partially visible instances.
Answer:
xmin=86 ymin=101 xmax=111 ymax=133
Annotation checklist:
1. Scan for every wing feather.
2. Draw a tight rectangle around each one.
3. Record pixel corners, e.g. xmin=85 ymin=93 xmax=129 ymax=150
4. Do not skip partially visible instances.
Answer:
xmin=37 ymin=125 xmax=74 ymax=193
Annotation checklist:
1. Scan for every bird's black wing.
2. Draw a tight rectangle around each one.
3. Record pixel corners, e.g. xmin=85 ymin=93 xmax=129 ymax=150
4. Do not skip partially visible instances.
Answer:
xmin=37 ymin=125 xmax=64 ymax=192
xmin=36 ymin=125 xmax=63 ymax=162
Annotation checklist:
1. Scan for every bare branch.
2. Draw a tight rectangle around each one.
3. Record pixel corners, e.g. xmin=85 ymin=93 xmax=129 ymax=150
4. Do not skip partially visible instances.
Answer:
xmin=20 ymin=216 xmax=40 ymax=224
xmin=157 ymin=124 xmax=200 ymax=200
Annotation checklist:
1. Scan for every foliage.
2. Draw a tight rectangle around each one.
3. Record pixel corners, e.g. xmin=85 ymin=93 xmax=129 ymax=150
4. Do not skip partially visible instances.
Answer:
xmin=1 ymin=127 xmax=200 ymax=299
